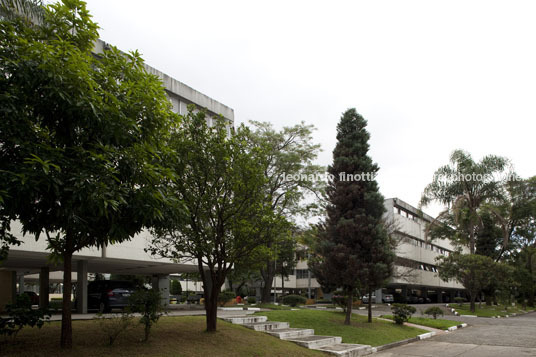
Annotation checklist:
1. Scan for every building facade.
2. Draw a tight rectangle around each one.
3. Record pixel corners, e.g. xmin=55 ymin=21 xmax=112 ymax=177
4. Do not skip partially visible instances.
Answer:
xmin=263 ymin=198 xmax=467 ymax=303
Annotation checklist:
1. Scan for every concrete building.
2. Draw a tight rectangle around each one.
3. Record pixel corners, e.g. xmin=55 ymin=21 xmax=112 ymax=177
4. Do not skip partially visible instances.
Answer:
xmin=0 ymin=39 xmax=234 ymax=312
xmin=263 ymin=198 xmax=467 ymax=303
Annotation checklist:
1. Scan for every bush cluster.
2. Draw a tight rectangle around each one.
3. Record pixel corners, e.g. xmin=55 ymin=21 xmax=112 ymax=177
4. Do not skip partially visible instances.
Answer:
xmin=282 ymin=295 xmax=306 ymax=307
xmin=391 ymin=303 xmax=416 ymax=324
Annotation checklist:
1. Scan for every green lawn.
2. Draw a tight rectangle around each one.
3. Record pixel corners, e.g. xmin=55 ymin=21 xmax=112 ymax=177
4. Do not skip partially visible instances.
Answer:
xmin=0 ymin=316 xmax=323 ymax=357
xmin=381 ymin=315 xmax=461 ymax=330
xmin=256 ymin=303 xmax=294 ymax=310
xmin=452 ymin=304 xmax=529 ymax=317
xmin=256 ymin=309 xmax=427 ymax=347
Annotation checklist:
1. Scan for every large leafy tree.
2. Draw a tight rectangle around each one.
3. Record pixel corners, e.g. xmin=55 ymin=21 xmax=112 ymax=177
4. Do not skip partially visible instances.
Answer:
xmin=246 ymin=121 xmax=324 ymax=303
xmin=312 ymin=109 xmax=394 ymax=324
xmin=0 ymin=0 xmax=175 ymax=348
xmin=437 ymin=252 xmax=514 ymax=310
xmin=148 ymin=110 xmax=270 ymax=332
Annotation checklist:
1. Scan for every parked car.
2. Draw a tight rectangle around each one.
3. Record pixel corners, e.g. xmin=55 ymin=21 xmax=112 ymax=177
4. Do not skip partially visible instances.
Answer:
xmin=382 ymin=294 xmax=394 ymax=303
xmin=20 ymin=291 xmax=39 ymax=305
xmin=361 ymin=294 xmax=376 ymax=304
xmin=187 ymin=293 xmax=204 ymax=304
xmin=407 ymin=295 xmax=420 ymax=304
xmin=86 ymin=280 xmax=135 ymax=313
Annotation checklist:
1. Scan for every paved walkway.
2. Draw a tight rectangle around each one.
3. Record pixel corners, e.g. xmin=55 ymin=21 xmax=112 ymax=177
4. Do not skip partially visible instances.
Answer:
xmin=374 ymin=311 xmax=536 ymax=357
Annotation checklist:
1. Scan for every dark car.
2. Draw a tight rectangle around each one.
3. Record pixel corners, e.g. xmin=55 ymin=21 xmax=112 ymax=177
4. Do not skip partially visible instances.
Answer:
xmin=407 ymin=295 xmax=420 ymax=304
xmin=87 ymin=280 xmax=135 ymax=313
xmin=21 ymin=291 xmax=39 ymax=305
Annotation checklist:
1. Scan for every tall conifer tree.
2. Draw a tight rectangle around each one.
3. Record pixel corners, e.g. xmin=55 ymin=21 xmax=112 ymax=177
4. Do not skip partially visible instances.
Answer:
xmin=312 ymin=109 xmax=394 ymax=324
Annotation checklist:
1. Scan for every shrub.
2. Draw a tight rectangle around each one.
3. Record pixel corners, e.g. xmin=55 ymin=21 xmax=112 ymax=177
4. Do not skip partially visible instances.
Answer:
xmin=424 ymin=306 xmax=444 ymax=319
xmin=128 ymin=289 xmax=163 ymax=342
xmin=169 ymin=279 xmax=182 ymax=296
xmin=391 ymin=303 xmax=416 ymax=324
xmin=218 ymin=291 xmax=236 ymax=306
xmin=454 ymin=297 xmax=465 ymax=306
xmin=282 ymin=295 xmax=306 ymax=307
xmin=0 ymin=294 xmax=51 ymax=341
xmin=315 ymin=299 xmax=332 ymax=304
xmin=96 ymin=312 xmax=135 ymax=345
xmin=247 ymin=297 xmax=256 ymax=304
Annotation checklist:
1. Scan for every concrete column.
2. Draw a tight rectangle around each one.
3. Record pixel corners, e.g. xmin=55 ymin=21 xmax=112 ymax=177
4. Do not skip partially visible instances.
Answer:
xmin=76 ymin=260 xmax=88 ymax=314
xmin=0 ymin=271 xmax=16 ymax=312
xmin=401 ymin=286 xmax=408 ymax=303
xmin=153 ymin=275 xmax=170 ymax=307
xmin=39 ymin=267 xmax=49 ymax=309
xmin=18 ymin=274 xmax=25 ymax=294
xmin=375 ymin=289 xmax=383 ymax=304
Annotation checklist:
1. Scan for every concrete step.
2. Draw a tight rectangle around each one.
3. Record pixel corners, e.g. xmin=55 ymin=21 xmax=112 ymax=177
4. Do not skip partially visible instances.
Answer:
xmin=266 ymin=328 xmax=315 ymax=339
xmin=314 ymin=343 xmax=373 ymax=357
xmin=243 ymin=321 xmax=290 ymax=331
xmin=221 ymin=315 xmax=267 ymax=324
xmin=287 ymin=335 xmax=342 ymax=349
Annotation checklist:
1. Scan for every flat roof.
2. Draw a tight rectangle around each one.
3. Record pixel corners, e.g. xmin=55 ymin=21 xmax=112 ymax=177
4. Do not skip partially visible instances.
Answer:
xmin=93 ymin=39 xmax=234 ymax=122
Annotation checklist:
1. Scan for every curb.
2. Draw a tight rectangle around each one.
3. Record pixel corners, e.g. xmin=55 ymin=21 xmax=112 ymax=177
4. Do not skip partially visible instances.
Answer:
xmin=218 ymin=307 xmax=260 ymax=311
xmin=375 ymin=337 xmax=420 ymax=352
xmin=417 ymin=331 xmax=436 ymax=340
xmin=446 ymin=323 xmax=467 ymax=332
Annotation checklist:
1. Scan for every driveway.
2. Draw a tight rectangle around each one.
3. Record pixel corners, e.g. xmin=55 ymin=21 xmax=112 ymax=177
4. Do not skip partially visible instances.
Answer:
xmin=375 ymin=312 xmax=536 ymax=357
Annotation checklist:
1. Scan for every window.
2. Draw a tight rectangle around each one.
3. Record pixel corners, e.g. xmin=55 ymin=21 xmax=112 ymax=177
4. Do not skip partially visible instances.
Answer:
xmin=296 ymin=269 xmax=311 ymax=279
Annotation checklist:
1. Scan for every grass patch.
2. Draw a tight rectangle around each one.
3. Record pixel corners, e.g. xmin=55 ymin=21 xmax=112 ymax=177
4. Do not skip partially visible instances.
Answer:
xmin=256 ymin=303 xmax=294 ymax=310
xmin=452 ymin=304 xmax=528 ymax=317
xmin=381 ymin=315 xmax=460 ymax=330
xmin=256 ymin=309 xmax=426 ymax=347
xmin=0 ymin=316 xmax=323 ymax=357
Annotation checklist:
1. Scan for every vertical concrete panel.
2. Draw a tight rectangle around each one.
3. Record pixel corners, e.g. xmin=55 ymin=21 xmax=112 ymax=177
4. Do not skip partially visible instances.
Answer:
xmin=0 ymin=271 xmax=16 ymax=312
xmin=39 ymin=267 xmax=50 ymax=309
xmin=77 ymin=260 xmax=88 ymax=314
xmin=375 ymin=289 xmax=383 ymax=304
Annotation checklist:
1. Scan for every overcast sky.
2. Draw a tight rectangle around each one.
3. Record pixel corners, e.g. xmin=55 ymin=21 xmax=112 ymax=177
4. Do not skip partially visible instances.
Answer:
xmin=83 ymin=0 xmax=534 ymax=216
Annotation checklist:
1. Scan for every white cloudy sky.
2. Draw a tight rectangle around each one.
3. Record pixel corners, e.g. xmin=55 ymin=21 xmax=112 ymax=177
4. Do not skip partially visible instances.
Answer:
xmin=83 ymin=0 xmax=534 ymax=216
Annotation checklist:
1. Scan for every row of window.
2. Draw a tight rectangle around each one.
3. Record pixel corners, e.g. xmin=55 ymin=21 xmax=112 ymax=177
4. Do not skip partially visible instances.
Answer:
xmin=418 ymin=263 xmax=438 ymax=273
xmin=295 ymin=269 xmax=313 ymax=279
xmin=393 ymin=206 xmax=421 ymax=223
xmin=396 ymin=257 xmax=440 ymax=274
xmin=403 ymin=237 xmax=451 ymax=256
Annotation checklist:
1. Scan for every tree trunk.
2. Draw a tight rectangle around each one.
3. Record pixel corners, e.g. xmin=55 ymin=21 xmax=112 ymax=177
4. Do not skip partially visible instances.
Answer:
xmin=281 ymin=274 xmax=285 ymax=296
xmin=344 ymin=294 xmax=353 ymax=325
xmin=484 ymin=292 xmax=492 ymax=306
xmin=470 ymin=293 xmax=476 ymax=313
xmin=60 ymin=250 xmax=73 ymax=349
xmin=367 ymin=290 xmax=372 ymax=323
xmin=205 ymin=280 xmax=220 ymax=332
xmin=469 ymin=217 xmax=475 ymax=255
xmin=260 ymin=261 xmax=274 ymax=303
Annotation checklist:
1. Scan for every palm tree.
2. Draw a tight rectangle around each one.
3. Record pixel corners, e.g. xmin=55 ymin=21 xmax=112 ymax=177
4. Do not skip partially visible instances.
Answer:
xmin=420 ymin=149 xmax=509 ymax=253
xmin=0 ymin=0 xmax=44 ymax=23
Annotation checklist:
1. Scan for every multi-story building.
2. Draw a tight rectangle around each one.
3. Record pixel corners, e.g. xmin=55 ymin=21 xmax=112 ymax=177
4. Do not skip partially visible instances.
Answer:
xmin=263 ymin=198 xmax=467 ymax=303
xmin=0 ymin=39 xmax=233 ymax=311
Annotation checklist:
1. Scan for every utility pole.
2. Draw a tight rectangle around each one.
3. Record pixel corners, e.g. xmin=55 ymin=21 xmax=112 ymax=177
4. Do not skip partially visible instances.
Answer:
xmin=307 ymin=250 xmax=312 ymax=299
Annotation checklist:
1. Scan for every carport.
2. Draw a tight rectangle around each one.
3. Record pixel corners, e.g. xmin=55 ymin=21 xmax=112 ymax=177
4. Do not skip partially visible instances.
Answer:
xmin=0 ymin=246 xmax=199 ymax=313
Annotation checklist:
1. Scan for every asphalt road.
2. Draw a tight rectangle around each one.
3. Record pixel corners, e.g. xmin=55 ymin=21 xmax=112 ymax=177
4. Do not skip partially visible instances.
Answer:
xmin=375 ymin=311 xmax=536 ymax=356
